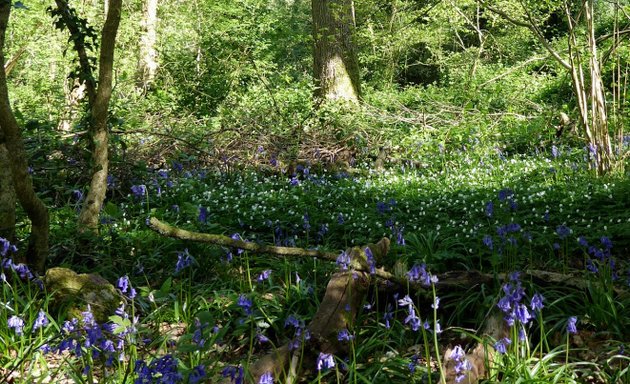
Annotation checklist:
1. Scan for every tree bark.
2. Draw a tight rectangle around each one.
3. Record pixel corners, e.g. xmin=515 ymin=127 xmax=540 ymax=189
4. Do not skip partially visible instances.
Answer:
xmin=0 ymin=1 xmax=49 ymax=272
xmin=77 ymin=0 xmax=122 ymax=232
xmin=0 ymin=131 xmax=15 ymax=242
xmin=312 ymin=0 xmax=361 ymax=102
xmin=136 ymin=0 xmax=158 ymax=92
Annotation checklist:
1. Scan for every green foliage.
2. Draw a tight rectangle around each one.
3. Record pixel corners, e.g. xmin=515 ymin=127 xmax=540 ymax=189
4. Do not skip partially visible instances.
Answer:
xmin=47 ymin=2 xmax=99 ymax=87
xmin=2 ymin=0 xmax=630 ymax=382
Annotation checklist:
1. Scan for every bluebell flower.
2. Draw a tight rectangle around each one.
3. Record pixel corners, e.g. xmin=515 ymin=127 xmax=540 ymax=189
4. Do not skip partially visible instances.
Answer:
xmin=189 ymin=365 xmax=206 ymax=384
xmin=81 ymin=305 xmax=97 ymax=327
xmin=316 ymin=352 xmax=335 ymax=371
xmin=8 ymin=315 xmax=24 ymax=335
xmin=337 ymin=213 xmax=345 ymax=224
xmin=1 ymin=237 xmax=18 ymax=256
xmin=432 ymin=296 xmax=440 ymax=309
xmin=175 ymin=249 xmax=194 ymax=273
xmin=408 ymin=354 xmax=419 ymax=373
xmin=586 ymin=259 xmax=598 ymax=273
xmin=506 ymin=223 xmax=521 ymax=233
xmin=130 ymin=185 xmax=146 ymax=198
xmin=337 ymin=329 xmax=354 ymax=342
xmin=552 ymin=145 xmax=560 ymax=158
xmin=32 ymin=310 xmax=49 ymax=331
xmin=317 ymin=224 xmax=329 ymax=238
xmin=567 ymin=316 xmax=578 ymax=334
xmin=230 ymin=233 xmax=245 ymax=255
xmin=556 ymin=225 xmax=571 ymax=240
xmin=482 ymin=235 xmax=493 ymax=250
xmin=39 ymin=344 xmax=52 ymax=354
xmin=257 ymin=333 xmax=270 ymax=344
xmin=434 ymin=320 xmax=442 ymax=334
xmin=398 ymin=295 xmax=413 ymax=307
xmin=396 ymin=226 xmax=405 ymax=246
xmin=302 ymin=214 xmax=311 ymax=231
xmin=497 ymin=296 xmax=511 ymax=313
xmin=405 ymin=307 xmax=421 ymax=331
xmin=494 ymin=337 xmax=511 ymax=354
xmin=117 ymin=275 xmax=130 ymax=293
xmin=446 ymin=345 xmax=472 ymax=383
xmin=600 ymin=236 xmax=613 ymax=250
xmin=530 ymin=293 xmax=544 ymax=311
xmin=498 ymin=188 xmax=514 ymax=201
xmin=364 ymin=247 xmax=376 ymax=274
xmin=198 ymin=206 xmax=208 ymax=223
xmin=336 ymin=251 xmax=351 ymax=271
xmin=259 ymin=372 xmax=274 ymax=384
xmin=72 ymin=189 xmax=83 ymax=201
xmin=116 ymin=275 xmax=137 ymax=299
xmin=578 ymin=237 xmax=588 ymax=247
xmin=485 ymin=201 xmax=493 ymax=217
xmin=514 ymin=304 xmax=532 ymax=325
xmin=588 ymin=143 xmax=597 ymax=157
xmin=382 ymin=303 xmax=394 ymax=329
xmin=257 ymin=269 xmax=272 ymax=282
xmin=406 ymin=263 xmax=435 ymax=286
xmin=62 ymin=318 xmax=79 ymax=334
xmin=237 ymin=295 xmax=253 ymax=316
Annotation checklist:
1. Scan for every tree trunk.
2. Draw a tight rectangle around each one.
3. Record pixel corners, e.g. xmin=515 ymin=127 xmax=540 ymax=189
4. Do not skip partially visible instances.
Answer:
xmin=77 ymin=0 xmax=122 ymax=232
xmin=0 ymin=2 xmax=49 ymax=272
xmin=136 ymin=0 xmax=158 ymax=92
xmin=0 ymin=133 xmax=15 ymax=242
xmin=312 ymin=0 xmax=361 ymax=102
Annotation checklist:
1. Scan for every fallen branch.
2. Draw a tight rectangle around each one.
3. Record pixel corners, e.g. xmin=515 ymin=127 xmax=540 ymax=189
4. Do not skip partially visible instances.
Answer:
xmin=148 ymin=217 xmax=628 ymax=299
xmin=148 ymin=217 xmax=339 ymax=261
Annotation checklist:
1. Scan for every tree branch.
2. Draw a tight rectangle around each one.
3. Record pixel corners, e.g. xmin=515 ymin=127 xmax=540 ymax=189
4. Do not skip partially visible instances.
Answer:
xmin=148 ymin=217 xmax=340 ymax=261
xmin=482 ymin=2 xmax=571 ymax=70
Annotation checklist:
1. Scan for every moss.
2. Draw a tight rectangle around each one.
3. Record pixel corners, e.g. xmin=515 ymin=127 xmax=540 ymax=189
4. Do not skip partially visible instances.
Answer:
xmin=44 ymin=267 xmax=123 ymax=323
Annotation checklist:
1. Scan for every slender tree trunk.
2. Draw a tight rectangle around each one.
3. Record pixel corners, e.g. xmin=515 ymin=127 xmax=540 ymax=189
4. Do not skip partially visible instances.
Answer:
xmin=0 ymin=1 xmax=49 ymax=272
xmin=564 ymin=0 xmax=613 ymax=174
xmin=77 ymin=0 xmax=122 ymax=232
xmin=585 ymin=1 xmax=613 ymax=173
xmin=312 ymin=0 xmax=361 ymax=102
xmin=136 ymin=0 xmax=158 ymax=92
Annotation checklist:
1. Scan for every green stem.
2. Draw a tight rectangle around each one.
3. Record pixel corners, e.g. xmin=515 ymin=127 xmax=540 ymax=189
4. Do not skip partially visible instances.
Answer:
xmin=432 ymin=283 xmax=445 ymax=384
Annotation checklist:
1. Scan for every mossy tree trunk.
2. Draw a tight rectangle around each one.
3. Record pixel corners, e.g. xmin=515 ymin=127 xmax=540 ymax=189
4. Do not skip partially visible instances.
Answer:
xmin=0 ymin=0 xmax=49 ymax=272
xmin=136 ymin=0 xmax=158 ymax=93
xmin=312 ymin=0 xmax=361 ymax=102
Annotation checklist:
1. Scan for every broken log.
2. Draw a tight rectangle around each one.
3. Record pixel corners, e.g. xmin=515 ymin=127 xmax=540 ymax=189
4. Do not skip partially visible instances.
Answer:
xmin=248 ymin=270 xmax=372 ymax=382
